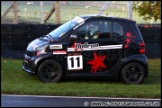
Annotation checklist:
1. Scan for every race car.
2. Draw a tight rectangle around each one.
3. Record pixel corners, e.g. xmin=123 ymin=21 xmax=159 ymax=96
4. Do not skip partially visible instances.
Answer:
xmin=22 ymin=15 xmax=148 ymax=84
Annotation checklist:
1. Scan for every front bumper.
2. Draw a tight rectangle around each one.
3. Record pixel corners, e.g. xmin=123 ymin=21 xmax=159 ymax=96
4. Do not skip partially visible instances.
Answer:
xmin=22 ymin=54 xmax=37 ymax=73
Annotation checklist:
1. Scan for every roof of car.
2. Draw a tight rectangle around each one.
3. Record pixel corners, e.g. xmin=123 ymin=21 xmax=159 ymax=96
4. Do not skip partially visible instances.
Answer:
xmin=78 ymin=14 xmax=135 ymax=22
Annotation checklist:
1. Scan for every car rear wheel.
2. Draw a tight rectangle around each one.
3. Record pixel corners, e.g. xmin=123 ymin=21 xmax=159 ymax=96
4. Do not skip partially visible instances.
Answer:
xmin=37 ymin=59 xmax=63 ymax=82
xmin=121 ymin=62 xmax=145 ymax=84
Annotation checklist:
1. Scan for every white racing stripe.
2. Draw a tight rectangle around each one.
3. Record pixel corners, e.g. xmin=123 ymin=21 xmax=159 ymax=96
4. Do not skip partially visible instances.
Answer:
xmin=67 ymin=44 xmax=123 ymax=52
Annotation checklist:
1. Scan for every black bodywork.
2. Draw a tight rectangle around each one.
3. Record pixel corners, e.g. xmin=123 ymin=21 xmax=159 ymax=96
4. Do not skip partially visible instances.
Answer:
xmin=22 ymin=15 xmax=148 ymax=82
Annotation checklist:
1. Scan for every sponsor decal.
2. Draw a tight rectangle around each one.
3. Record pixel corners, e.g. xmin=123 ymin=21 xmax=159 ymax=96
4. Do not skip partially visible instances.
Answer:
xmin=69 ymin=41 xmax=82 ymax=52
xmin=49 ymin=45 xmax=62 ymax=49
xmin=76 ymin=42 xmax=99 ymax=48
xmin=67 ymin=42 xmax=122 ymax=52
xmin=53 ymin=50 xmax=67 ymax=54
xmin=67 ymin=55 xmax=83 ymax=70
xmin=87 ymin=52 xmax=107 ymax=73
xmin=73 ymin=21 xmax=85 ymax=30
xmin=72 ymin=16 xmax=85 ymax=23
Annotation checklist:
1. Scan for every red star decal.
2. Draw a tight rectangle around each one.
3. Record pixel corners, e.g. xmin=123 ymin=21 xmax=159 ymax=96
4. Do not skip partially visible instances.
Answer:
xmin=126 ymin=32 xmax=132 ymax=37
xmin=87 ymin=52 xmax=107 ymax=73
xmin=124 ymin=44 xmax=128 ymax=49
xmin=70 ymin=41 xmax=82 ymax=51
xmin=70 ymin=41 xmax=77 ymax=48
xmin=125 ymin=38 xmax=131 ymax=44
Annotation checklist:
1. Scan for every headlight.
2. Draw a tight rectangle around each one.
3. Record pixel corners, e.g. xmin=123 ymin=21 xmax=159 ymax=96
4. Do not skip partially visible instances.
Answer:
xmin=34 ymin=45 xmax=48 ymax=56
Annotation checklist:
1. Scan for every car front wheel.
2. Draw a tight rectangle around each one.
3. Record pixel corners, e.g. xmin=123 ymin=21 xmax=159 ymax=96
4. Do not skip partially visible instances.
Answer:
xmin=121 ymin=62 xmax=146 ymax=84
xmin=37 ymin=59 xmax=63 ymax=82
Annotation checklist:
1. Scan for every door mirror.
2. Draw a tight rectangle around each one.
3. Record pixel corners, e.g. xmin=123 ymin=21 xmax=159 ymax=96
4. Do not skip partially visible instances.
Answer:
xmin=70 ymin=35 xmax=78 ymax=41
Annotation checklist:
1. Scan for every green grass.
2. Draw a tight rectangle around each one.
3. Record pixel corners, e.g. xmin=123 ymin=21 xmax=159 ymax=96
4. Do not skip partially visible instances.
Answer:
xmin=1 ymin=57 xmax=161 ymax=98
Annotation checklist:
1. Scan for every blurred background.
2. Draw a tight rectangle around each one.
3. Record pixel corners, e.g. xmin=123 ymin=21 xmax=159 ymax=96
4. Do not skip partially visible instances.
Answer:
xmin=1 ymin=1 xmax=161 ymax=24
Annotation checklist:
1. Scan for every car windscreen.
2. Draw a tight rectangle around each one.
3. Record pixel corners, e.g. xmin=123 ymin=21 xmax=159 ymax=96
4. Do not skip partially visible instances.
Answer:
xmin=48 ymin=17 xmax=85 ymax=40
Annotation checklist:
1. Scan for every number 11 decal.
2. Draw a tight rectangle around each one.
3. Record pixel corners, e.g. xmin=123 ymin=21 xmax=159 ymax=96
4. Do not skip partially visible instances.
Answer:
xmin=67 ymin=55 xmax=83 ymax=70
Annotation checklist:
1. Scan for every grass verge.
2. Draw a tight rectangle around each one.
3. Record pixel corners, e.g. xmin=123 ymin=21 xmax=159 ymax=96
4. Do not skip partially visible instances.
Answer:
xmin=1 ymin=57 xmax=161 ymax=98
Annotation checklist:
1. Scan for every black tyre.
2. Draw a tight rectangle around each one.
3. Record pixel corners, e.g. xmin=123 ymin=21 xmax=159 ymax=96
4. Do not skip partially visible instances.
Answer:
xmin=121 ymin=62 xmax=145 ymax=84
xmin=37 ymin=59 xmax=63 ymax=82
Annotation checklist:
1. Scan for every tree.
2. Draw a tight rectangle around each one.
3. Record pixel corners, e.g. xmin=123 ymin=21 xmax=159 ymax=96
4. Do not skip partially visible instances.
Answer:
xmin=133 ymin=1 xmax=161 ymax=22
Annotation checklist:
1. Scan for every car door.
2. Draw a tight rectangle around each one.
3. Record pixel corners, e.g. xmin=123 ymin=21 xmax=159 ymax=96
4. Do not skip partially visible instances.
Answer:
xmin=66 ymin=19 xmax=125 ymax=75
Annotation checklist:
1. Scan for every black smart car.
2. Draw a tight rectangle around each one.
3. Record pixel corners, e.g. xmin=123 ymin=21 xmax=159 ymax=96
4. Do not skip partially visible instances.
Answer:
xmin=22 ymin=15 xmax=148 ymax=84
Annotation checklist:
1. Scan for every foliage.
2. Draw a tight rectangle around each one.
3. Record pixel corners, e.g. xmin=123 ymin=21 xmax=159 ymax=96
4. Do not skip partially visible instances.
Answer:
xmin=133 ymin=1 xmax=161 ymax=22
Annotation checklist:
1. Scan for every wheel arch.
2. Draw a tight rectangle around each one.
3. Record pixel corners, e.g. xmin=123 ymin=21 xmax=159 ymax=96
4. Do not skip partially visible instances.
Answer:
xmin=118 ymin=59 xmax=148 ymax=79
xmin=35 ymin=56 xmax=66 ymax=78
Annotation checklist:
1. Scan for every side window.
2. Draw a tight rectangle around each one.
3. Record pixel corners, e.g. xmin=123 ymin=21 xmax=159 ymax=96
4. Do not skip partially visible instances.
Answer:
xmin=73 ymin=21 xmax=112 ymax=40
xmin=73 ymin=21 xmax=101 ymax=40
xmin=97 ymin=21 xmax=111 ymax=39
xmin=112 ymin=22 xmax=124 ymax=38
xmin=74 ymin=24 xmax=87 ymax=40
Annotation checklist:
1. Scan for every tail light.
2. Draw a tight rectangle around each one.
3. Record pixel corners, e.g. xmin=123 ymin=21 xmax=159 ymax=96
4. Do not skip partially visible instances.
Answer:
xmin=139 ymin=42 xmax=145 ymax=54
